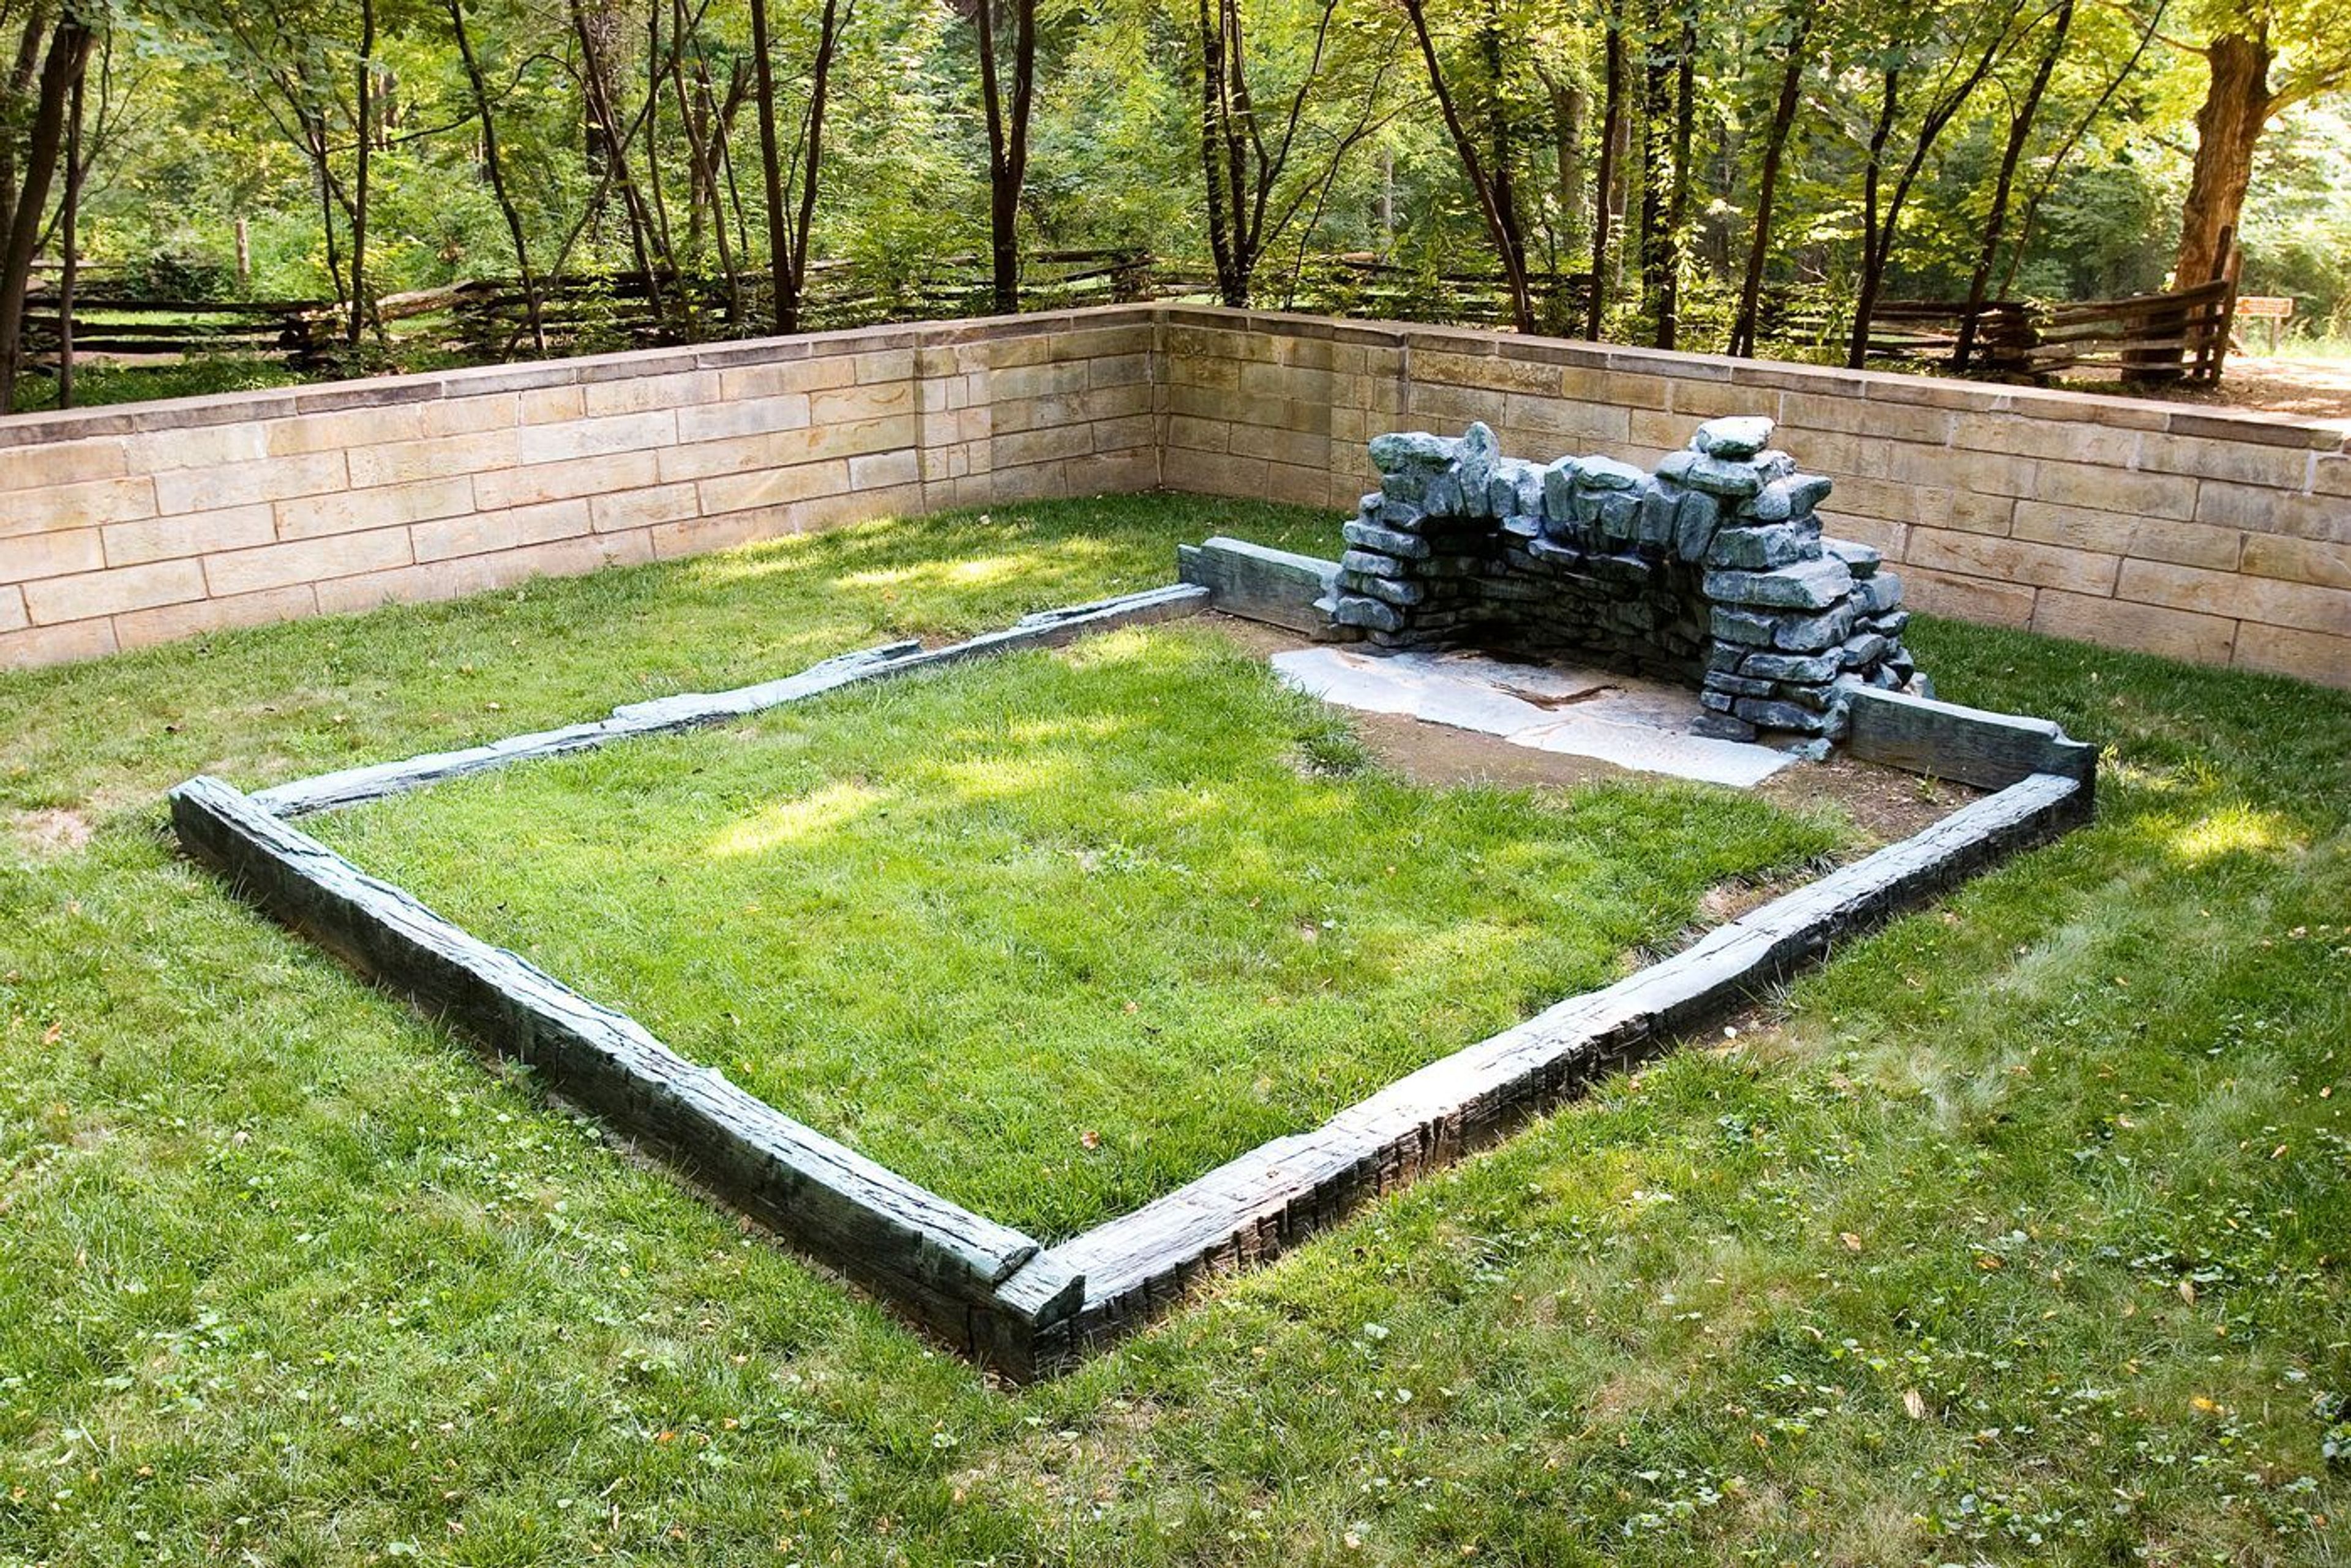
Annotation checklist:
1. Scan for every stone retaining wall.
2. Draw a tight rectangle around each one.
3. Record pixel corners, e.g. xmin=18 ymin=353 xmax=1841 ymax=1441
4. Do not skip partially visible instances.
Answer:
xmin=1157 ymin=307 xmax=2349 ymax=689
xmin=4 ymin=303 xmax=2344 ymax=686
xmin=0 ymin=313 xmax=1157 ymax=667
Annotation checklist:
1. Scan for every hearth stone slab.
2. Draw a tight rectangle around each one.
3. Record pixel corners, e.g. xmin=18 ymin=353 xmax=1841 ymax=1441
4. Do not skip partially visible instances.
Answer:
xmin=1269 ymin=645 xmax=1801 ymax=789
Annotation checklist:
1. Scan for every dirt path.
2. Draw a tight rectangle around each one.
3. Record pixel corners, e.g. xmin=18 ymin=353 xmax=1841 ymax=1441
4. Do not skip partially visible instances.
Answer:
xmin=2061 ymin=353 xmax=2351 ymax=427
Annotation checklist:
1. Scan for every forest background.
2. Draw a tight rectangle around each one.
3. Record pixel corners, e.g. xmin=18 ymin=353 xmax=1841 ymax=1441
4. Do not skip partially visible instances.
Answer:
xmin=2 ymin=0 xmax=2348 ymax=410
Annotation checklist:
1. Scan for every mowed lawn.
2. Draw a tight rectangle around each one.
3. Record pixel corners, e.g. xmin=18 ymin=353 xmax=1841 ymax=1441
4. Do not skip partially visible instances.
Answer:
xmin=313 ymin=623 xmax=1845 ymax=1239
xmin=1 ymin=493 xmax=2345 ymax=1564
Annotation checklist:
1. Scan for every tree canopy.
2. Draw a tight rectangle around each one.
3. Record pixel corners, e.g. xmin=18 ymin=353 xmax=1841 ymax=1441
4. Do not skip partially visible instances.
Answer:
xmin=4 ymin=0 xmax=2350 ymax=405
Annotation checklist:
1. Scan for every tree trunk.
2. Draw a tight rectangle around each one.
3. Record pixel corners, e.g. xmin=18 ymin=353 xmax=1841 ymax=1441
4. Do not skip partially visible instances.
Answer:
xmin=348 ymin=0 xmax=375 ymax=346
xmin=449 ymin=0 xmax=546 ymax=352
xmin=307 ymin=108 xmax=347 ymax=314
xmin=1728 ymin=13 xmax=1804 ymax=358
xmin=1997 ymin=0 xmax=2162 ymax=298
xmin=1656 ymin=14 xmax=1692 ymax=349
xmin=2173 ymin=30 xmax=2270 ymax=293
xmin=667 ymin=4 xmax=707 ymax=257
xmin=1847 ymin=4 xmax=2020 ymax=369
xmin=1636 ymin=0 xmax=1674 ymax=338
xmin=1845 ymin=69 xmax=1899 ymax=369
xmin=701 ymin=54 xmax=748 ymax=321
xmin=988 ymin=184 xmax=1020 ymax=314
xmin=1480 ymin=0 xmax=1531 ymax=315
xmin=56 ymin=53 xmax=77 ymax=406
xmin=571 ymin=0 xmax=667 ymax=316
xmin=1197 ymin=0 xmax=1242 ymax=304
xmin=1544 ymin=72 xmax=1585 ymax=266
xmin=1 ymin=4 xmax=58 ymax=244
xmin=1588 ymin=0 xmax=1623 ymax=339
xmin=778 ymin=0 xmax=847 ymax=333
xmin=974 ymin=0 xmax=1035 ymax=315
xmin=1376 ymin=144 xmax=1393 ymax=251
xmin=1955 ymin=0 xmax=2071 ymax=370
xmin=1398 ymin=0 xmax=1534 ymax=333
xmin=746 ymin=0 xmax=787 ymax=331
xmin=641 ymin=0 xmax=677 ymax=278
xmin=0 ymin=15 xmax=88 ymax=411
xmin=1199 ymin=0 xmax=1352 ymax=310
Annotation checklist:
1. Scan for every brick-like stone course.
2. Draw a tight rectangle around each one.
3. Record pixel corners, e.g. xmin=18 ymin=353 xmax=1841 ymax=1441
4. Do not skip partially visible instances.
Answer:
xmin=1154 ymin=307 xmax=2351 ymax=689
xmin=0 ymin=312 xmax=1161 ymax=665
xmin=2 ymin=304 xmax=2344 ymax=688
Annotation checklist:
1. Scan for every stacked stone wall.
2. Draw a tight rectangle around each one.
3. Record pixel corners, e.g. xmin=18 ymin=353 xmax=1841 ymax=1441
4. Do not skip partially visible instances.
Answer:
xmin=1331 ymin=418 xmax=1922 ymax=739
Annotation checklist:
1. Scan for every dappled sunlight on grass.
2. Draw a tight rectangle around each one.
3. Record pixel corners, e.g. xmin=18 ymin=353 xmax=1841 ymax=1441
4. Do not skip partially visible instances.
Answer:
xmin=707 ymin=782 xmax=885 ymax=858
xmin=0 ymin=493 xmax=1335 ymax=821
xmin=834 ymin=552 xmax=1067 ymax=593
xmin=2165 ymin=803 xmax=2296 ymax=865
xmin=926 ymin=751 xmax=1095 ymax=811
xmin=994 ymin=713 xmax=1131 ymax=746
xmin=315 ymin=623 xmax=1846 ymax=1238
xmin=4 ymin=507 xmax=2350 ymax=1561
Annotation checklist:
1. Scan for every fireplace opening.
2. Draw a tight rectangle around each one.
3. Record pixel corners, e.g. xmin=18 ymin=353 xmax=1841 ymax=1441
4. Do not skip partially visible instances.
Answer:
xmin=1325 ymin=419 xmax=1925 ymax=743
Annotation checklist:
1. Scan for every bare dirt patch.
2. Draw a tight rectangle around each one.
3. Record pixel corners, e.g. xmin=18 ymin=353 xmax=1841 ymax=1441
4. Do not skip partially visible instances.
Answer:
xmin=1757 ymin=749 xmax=1977 ymax=844
xmin=6 ymin=807 xmax=92 ymax=861
xmin=2060 ymin=353 xmax=2351 ymax=428
xmin=1204 ymin=614 xmax=1980 ymax=844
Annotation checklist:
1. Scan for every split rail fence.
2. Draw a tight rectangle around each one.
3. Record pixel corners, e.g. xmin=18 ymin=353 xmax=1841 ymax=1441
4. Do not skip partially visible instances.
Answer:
xmin=12 ymin=250 xmax=2244 ymax=392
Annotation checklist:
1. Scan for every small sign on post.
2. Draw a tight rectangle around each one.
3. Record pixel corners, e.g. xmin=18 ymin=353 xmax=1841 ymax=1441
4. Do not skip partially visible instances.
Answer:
xmin=2235 ymin=295 xmax=2295 ymax=354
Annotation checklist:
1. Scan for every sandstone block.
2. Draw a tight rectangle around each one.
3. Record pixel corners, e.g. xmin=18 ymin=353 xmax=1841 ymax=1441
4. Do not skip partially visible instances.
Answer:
xmin=0 ymin=435 xmax=126 ymax=493
xmin=103 ymin=505 xmax=275 ymax=566
xmin=23 ymin=558 xmax=206 ymax=625
xmin=113 ymin=583 xmax=319 ymax=650
xmin=2033 ymin=587 xmax=2236 ymax=664
xmin=0 ymin=476 xmax=158 ymax=536
xmin=413 ymin=498 xmax=591 ymax=563
xmin=476 ymin=451 xmax=661 ymax=512
xmin=203 ymin=526 xmax=411 ymax=598
xmin=0 ymin=527 xmax=104 ymax=582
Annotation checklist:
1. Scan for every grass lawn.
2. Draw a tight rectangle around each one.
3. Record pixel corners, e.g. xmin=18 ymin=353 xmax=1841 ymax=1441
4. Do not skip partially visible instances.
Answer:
xmin=311 ymin=623 xmax=1845 ymax=1239
xmin=6 ymin=356 xmax=312 ymax=416
xmin=2 ymin=492 xmax=2347 ymax=1564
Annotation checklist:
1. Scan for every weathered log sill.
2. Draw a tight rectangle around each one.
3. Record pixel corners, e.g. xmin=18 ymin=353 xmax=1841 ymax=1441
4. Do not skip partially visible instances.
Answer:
xmin=172 ymin=573 xmax=2093 ymax=1380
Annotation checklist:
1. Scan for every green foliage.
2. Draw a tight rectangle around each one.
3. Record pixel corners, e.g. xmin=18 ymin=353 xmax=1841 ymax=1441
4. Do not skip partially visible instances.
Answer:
xmin=8 ymin=0 xmax=2351 ymax=385
xmin=6 ymin=353 xmax=306 ymax=413
xmin=2238 ymin=100 xmax=2351 ymax=333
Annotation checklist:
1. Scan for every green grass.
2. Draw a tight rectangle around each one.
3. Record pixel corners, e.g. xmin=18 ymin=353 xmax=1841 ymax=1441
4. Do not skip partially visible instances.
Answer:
xmin=311 ymin=623 xmax=1842 ymax=1239
xmin=6 ymin=355 xmax=311 ymax=415
xmin=2 ymin=492 xmax=2347 ymax=1564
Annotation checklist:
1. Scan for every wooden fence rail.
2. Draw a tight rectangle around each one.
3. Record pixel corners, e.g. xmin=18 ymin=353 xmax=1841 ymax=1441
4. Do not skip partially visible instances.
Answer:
xmin=10 ymin=252 xmax=2243 ymax=392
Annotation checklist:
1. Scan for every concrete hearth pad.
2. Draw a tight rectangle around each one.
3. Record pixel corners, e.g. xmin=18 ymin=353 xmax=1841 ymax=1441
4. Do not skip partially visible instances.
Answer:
xmin=1270 ymin=647 xmax=1802 ymax=789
